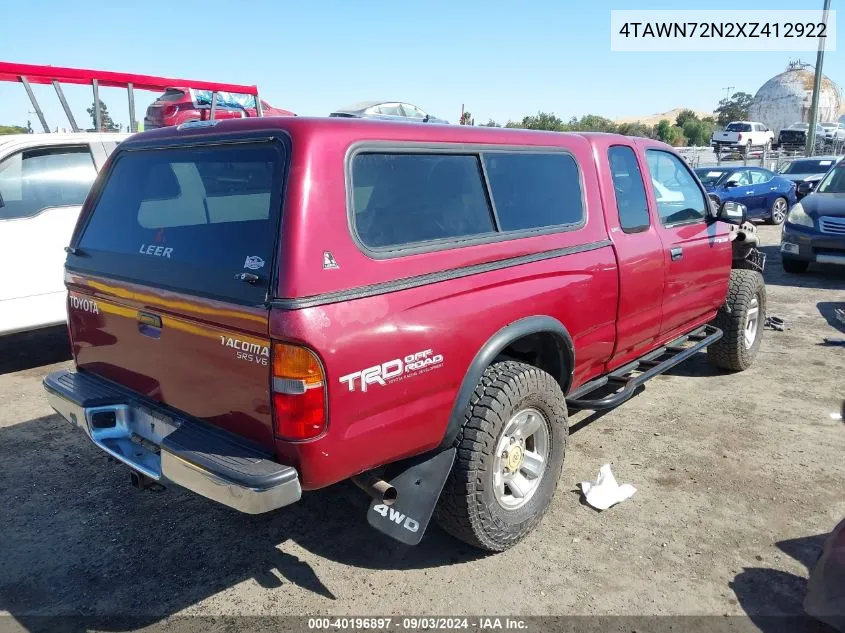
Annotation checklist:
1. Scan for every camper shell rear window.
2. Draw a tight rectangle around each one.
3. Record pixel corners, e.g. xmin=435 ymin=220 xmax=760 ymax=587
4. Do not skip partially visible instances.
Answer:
xmin=71 ymin=140 xmax=286 ymax=305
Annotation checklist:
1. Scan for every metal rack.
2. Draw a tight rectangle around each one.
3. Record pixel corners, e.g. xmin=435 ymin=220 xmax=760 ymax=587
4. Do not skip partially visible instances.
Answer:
xmin=0 ymin=61 xmax=264 ymax=133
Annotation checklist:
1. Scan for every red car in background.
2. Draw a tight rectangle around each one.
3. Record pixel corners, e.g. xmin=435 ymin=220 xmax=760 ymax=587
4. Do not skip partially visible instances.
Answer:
xmin=143 ymin=87 xmax=294 ymax=129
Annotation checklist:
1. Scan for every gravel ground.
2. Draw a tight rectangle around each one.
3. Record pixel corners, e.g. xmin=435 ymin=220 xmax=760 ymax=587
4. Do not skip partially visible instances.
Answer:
xmin=0 ymin=225 xmax=843 ymax=630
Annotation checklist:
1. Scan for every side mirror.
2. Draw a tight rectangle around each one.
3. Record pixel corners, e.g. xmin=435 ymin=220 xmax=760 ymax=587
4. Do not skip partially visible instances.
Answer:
xmin=718 ymin=201 xmax=747 ymax=225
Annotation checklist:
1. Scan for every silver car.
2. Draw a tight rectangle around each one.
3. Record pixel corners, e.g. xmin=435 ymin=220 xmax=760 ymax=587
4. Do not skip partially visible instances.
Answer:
xmin=329 ymin=101 xmax=449 ymax=124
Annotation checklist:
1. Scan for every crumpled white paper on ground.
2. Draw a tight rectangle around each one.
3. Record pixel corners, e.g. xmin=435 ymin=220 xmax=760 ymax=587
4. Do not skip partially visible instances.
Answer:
xmin=580 ymin=464 xmax=636 ymax=510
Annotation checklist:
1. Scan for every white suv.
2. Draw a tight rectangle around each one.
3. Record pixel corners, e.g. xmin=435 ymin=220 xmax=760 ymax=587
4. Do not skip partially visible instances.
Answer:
xmin=711 ymin=121 xmax=775 ymax=152
xmin=0 ymin=132 xmax=128 ymax=336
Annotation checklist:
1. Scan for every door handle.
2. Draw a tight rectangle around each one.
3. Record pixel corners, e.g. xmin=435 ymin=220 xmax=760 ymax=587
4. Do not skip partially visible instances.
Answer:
xmin=746 ymin=190 xmax=754 ymax=194
xmin=138 ymin=311 xmax=162 ymax=328
xmin=670 ymin=247 xmax=683 ymax=261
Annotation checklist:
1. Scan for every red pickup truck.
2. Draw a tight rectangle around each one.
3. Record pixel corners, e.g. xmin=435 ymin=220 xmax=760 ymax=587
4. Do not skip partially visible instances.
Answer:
xmin=45 ymin=117 xmax=765 ymax=552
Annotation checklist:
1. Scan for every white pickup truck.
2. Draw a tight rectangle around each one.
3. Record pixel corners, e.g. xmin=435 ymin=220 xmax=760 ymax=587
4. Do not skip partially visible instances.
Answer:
xmin=0 ymin=132 xmax=128 ymax=336
xmin=712 ymin=121 xmax=774 ymax=153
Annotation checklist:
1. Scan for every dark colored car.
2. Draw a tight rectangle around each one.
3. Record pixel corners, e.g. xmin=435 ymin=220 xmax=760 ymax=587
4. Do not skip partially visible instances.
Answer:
xmin=780 ymin=159 xmax=845 ymax=273
xmin=144 ymin=87 xmax=294 ymax=129
xmin=329 ymin=100 xmax=448 ymax=124
xmin=694 ymin=166 xmax=797 ymax=225
xmin=778 ymin=122 xmax=811 ymax=151
xmin=778 ymin=156 xmax=843 ymax=199
xmin=44 ymin=118 xmax=764 ymax=552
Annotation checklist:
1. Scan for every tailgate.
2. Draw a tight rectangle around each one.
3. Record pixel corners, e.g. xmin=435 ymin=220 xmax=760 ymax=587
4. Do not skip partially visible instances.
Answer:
xmin=64 ymin=138 xmax=286 ymax=449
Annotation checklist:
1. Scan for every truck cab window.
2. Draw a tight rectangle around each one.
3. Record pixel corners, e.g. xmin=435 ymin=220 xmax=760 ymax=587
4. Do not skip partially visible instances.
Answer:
xmin=608 ymin=146 xmax=650 ymax=233
xmin=645 ymin=150 xmax=707 ymax=226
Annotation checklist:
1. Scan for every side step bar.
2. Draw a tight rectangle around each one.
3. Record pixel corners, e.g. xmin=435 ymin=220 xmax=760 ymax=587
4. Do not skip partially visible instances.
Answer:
xmin=566 ymin=325 xmax=722 ymax=411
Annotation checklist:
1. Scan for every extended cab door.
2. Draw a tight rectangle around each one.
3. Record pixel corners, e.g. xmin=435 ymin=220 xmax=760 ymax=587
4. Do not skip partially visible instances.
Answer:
xmin=595 ymin=140 xmax=666 ymax=369
xmin=643 ymin=146 xmax=732 ymax=337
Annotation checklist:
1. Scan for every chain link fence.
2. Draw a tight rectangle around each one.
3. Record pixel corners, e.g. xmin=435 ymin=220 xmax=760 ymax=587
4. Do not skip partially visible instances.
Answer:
xmin=678 ymin=137 xmax=844 ymax=171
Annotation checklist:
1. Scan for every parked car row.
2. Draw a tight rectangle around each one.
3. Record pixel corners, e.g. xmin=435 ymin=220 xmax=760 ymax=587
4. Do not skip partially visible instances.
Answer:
xmin=143 ymin=90 xmax=449 ymax=130
xmin=694 ymin=165 xmax=796 ymax=224
xmin=710 ymin=120 xmax=845 ymax=154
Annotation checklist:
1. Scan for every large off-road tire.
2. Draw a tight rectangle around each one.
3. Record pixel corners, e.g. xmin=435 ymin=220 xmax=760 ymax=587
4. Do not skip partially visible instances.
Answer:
xmin=434 ymin=361 xmax=568 ymax=552
xmin=782 ymin=257 xmax=809 ymax=274
xmin=707 ymin=269 xmax=766 ymax=372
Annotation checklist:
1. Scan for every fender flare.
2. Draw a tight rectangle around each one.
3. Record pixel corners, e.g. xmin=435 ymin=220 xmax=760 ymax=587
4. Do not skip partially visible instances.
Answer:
xmin=437 ymin=315 xmax=575 ymax=450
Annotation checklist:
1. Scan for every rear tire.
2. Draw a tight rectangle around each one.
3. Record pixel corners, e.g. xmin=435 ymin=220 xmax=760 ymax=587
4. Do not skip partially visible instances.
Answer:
xmin=707 ymin=269 xmax=765 ymax=372
xmin=434 ymin=361 xmax=568 ymax=552
xmin=782 ymin=257 xmax=810 ymax=274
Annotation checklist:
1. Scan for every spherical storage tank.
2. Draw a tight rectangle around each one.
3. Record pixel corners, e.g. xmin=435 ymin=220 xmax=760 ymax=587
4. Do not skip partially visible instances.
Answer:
xmin=748 ymin=62 xmax=842 ymax=135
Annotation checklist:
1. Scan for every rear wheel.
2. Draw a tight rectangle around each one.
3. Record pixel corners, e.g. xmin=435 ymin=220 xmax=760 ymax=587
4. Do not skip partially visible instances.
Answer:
xmin=782 ymin=257 xmax=809 ymax=274
xmin=766 ymin=197 xmax=788 ymax=225
xmin=707 ymin=269 xmax=766 ymax=372
xmin=434 ymin=361 xmax=568 ymax=551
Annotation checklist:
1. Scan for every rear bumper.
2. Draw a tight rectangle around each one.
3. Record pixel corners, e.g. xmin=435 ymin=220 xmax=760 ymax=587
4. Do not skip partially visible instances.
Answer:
xmin=44 ymin=369 xmax=301 ymax=514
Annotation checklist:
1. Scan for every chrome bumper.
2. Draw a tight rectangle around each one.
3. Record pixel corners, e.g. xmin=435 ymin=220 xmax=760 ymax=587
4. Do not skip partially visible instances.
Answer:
xmin=44 ymin=370 xmax=301 ymax=514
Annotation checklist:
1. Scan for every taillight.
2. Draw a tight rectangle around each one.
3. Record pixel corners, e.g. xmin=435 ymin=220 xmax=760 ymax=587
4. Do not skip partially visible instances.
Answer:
xmin=271 ymin=343 xmax=326 ymax=440
xmin=161 ymin=104 xmax=178 ymax=117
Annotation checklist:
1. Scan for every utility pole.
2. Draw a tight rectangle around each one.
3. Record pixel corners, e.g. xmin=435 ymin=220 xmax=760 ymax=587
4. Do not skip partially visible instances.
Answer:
xmin=722 ymin=86 xmax=734 ymax=102
xmin=806 ymin=0 xmax=832 ymax=155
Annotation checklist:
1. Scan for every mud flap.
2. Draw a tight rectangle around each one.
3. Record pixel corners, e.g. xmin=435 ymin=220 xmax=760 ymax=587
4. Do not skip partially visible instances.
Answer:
xmin=366 ymin=448 xmax=456 ymax=546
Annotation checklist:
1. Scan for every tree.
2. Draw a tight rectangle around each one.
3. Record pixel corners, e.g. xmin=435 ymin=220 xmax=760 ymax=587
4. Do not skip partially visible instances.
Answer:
xmin=617 ymin=122 xmax=655 ymax=139
xmin=655 ymin=119 xmax=686 ymax=146
xmin=481 ymin=119 xmax=501 ymax=127
xmin=566 ymin=114 xmax=617 ymax=133
xmin=26 ymin=120 xmax=33 ymax=133
xmin=0 ymin=124 xmax=28 ymax=135
xmin=509 ymin=112 xmax=565 ymax=131
xmin=87 ymin=99 xmax=119 ymax=132
xmin=714 ymin=92 xmax=753 ymax=127
xmin=675 ymin=109 xmax=699 ymax=127
xmin=682 ymin=119 xmax=716 ymax=146
xmin=459 ymin=111 xmax=473 ymax=125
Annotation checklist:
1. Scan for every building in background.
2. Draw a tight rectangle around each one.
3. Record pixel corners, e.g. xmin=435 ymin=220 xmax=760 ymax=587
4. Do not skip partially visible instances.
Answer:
xmin=748 ymin=61 xmax=842 ymax=136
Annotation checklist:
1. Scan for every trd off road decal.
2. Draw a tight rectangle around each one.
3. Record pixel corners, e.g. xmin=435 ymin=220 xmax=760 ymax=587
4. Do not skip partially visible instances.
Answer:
xmin=220 ymin=336 xmax=270 ymax=366
xmin=339 ymin=348 xmax=444 ymax=393
xmin=69 ymin=295 xmax=99 ymax=315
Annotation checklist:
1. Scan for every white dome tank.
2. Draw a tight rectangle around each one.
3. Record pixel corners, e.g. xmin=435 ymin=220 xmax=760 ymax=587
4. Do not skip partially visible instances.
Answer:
xmin=748 ymin=61 xmax=841 ymax=135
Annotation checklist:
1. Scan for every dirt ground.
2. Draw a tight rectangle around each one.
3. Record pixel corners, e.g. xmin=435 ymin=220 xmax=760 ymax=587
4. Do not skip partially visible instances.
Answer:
xmin=1 ymin=225 xmax=843 ymax=630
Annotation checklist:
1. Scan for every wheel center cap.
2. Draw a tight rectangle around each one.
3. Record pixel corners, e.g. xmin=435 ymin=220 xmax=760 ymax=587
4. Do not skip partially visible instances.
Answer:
xmin=506 ymin=445 xmax=524 ymax=472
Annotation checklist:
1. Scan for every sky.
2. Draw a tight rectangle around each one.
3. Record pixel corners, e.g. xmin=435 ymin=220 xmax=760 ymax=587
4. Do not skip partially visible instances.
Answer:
xmin=0 ymin=0 xmax=840 ymax=130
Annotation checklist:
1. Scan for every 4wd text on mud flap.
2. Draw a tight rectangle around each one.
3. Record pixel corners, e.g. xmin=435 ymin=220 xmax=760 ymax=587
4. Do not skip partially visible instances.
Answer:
xmin=339 ymin=348 xmax=445 ymax=392
xmin=70 ymin=296 xmax=99 ymax=314
xmin=371 ymin=504 xmax=420 ymax=533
